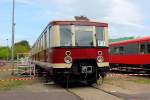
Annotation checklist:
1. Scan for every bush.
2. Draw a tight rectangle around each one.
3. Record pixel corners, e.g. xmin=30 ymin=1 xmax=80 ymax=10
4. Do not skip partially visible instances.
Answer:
xmin=0 ymin=40 xmax=30 ymax=60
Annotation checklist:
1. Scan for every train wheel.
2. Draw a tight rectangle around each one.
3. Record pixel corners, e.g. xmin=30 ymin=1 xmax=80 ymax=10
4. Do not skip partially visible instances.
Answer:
xmin=87 ymin=80 xmax=95 ymax=85
xmin=56 ymin=74 xmax=70 ymax=88
xmin=96 ymin=74 xmax=104 ymax=86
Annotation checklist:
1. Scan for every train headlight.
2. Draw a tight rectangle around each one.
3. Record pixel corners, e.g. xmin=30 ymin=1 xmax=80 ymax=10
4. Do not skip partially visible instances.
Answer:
xmin=97 ymin=56 xmax=104 ymax=63
xmin=98 ymin=51 xmax=102 ymax=55
xmin=65 ymin=51 xmax=71 ymax=56
xmin=64 ymin=56 xmax=72 ymax=64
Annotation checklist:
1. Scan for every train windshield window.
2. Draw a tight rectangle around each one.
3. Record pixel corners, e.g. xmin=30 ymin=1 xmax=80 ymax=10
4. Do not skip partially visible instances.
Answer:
xmin=75 ymin=26 xmax=93 ymax=46
xmin=96 ymin=27 xmax=105 ymax=46
xmin=147 ymin=44 xmax=150 ymax=54
xmin=60 ymin=25 xmax=72 ymax=46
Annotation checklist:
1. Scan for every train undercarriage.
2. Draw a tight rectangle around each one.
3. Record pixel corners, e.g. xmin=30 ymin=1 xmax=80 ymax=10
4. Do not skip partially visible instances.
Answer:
xmin=35 ymin=60 xmax=109 ymax=86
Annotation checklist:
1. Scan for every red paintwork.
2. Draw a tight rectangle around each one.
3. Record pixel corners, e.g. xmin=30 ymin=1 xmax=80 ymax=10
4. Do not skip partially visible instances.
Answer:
xmin=110 ymin=36 xmax=150 ymax=65
xmin=48 ymin=47 xmax=109 ymax=63
xmin=109 ymin=54 xmax=150 ymax=65
xmin=110 ymin=36 xmax=150 ymax=47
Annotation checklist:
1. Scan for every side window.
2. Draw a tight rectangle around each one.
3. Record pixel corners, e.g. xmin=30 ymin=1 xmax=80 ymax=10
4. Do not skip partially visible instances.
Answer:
xmin=119 ymin=47 xmax=124 ymax=54
xmin=41 ymin=35 xmax=43 ymax=50
xmin=140 ymin=44 xmax=146 ymax=54
xmin=126 ymin=43 xmax=139 ymax=54
xmin=41 ymin=37 xmax=43 ymax=50
xmin=114 ymin=46 xmax=124 ymax=54
xmin=46 ymin=26 xmax=51 ymax=48
xmin=39 ymin=38 xmax=41 ymax=51
xmin=147 ymin=43 xmax=150 ymax=54
xmin=38 ymin=39 xmax=41 ymax=52
xmin=43 ymin=32 xmax=47 ymax=50
xmin=114 ymin=47 xmax=119 ymax=54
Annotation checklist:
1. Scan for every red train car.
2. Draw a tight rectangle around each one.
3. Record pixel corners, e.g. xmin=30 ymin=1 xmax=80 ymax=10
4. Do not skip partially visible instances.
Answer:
xmin=109 ymin=37 xmax=150 ymax=68
xmin=31 ymin=16 xmax=109 ymax=85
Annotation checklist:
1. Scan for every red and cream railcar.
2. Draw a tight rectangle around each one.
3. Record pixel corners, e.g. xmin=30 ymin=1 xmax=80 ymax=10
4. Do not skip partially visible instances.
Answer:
xmin=109 ymin=37 xmax=150 ymax=68
xmin=31 ymin=17 xmax=109 ymax=85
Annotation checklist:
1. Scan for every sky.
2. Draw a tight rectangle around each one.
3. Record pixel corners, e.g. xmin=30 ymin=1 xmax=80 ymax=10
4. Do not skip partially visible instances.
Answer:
xmin=0 ymin=0 xmax=150 ymax=46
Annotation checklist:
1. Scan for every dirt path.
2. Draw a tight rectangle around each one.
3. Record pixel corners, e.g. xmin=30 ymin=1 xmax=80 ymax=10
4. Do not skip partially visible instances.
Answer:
xmin=0 ymin=82 xmax=81 ymax=100
xmin=99 ymin=73 xmax=150 ymax=100
xmin=1 ymin=63 xmax=150 ymax=100
xmin=0 ymin=63 xmax=81 ymax=100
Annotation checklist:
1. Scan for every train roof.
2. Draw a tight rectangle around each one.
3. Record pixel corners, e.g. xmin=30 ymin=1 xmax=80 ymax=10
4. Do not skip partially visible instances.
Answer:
xmin=49 ymin=18 xmax=108 ymax=27
xmin=32 ymin=17 xmax=108 ymax=48
xmin=110 ymin=36 xmax=150 ymax=46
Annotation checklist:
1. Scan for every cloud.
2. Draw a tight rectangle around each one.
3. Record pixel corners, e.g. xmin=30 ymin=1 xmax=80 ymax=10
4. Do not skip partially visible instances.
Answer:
xmin=42 ymin=0 xmax=146 ymax=29
xmin=7 ymin=0 xmax=144 ymax=24
xmin=16 ymin=0 xmax=33 ymax=5
xmin=0 ymin=0 xmax=149 ymax=46
xmin=105 ymin=0 xmax=144 ymax=27
xmin=0 ymin=0 xmax=145 ymax=25
xmin=0 ymin=0 xmax=32 ymax=5
xmin=21 ymin=0 xmax=150 ymax=39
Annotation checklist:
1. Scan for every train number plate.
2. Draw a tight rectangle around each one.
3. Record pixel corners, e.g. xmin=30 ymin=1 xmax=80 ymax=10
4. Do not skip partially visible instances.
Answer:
xmin=81 ymin=66 xmax=93 ymax=74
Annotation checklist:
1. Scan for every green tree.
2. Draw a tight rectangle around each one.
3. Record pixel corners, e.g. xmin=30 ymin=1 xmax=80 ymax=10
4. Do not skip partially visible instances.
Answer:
xmin=0 ymin=47 xmax=10 ymax=60
xmin=14 ymin=40 xmax=30 ymax=58
xmin=0 ymin=40 xmax=30 ymax=60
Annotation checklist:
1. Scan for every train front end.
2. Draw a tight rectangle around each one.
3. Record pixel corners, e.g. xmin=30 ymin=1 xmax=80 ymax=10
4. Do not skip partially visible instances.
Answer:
xmin=50 ymin=17 xmax=109 ymax=84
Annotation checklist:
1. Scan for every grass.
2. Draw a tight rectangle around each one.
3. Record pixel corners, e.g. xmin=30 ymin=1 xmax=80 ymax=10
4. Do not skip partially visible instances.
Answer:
xmin=105 ymin=75 xmax=150 ymax=85
xmin=103 ymin=76 xmax=150 ymax=91
xmin=125 ymin=77 xmax=150 ymax=84
xmin=0 ymin=64 xmax=36 ymax=91
xmin=0 ymin=80 xmax=36 ymax=91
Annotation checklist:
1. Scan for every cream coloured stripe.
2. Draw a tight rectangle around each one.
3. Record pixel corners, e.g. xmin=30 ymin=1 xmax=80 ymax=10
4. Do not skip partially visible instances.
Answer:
xmin=33 ymin=61 xmax=72 ymax=69
xmin=104 ymin=27 xmax=109 ymax=47
xmin=51 ymin=63 xmax=72 ymax=68
xmin=34 ymin=61 xmax=109 ymax=68
xmin=97 ymin=62 xmax=109 ymax=67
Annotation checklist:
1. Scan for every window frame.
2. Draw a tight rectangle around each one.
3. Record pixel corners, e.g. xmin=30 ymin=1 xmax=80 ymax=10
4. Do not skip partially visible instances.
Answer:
xmin=59 ymin=25 xmax=73 ymax=46
xmin=95 ymin=27 xmax=105 ymax=47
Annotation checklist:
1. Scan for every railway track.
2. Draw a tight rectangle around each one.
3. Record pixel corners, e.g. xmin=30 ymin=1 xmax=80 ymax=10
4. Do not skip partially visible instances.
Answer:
xmin=63 ymin=72 xmax=150 ymax=100
xmin=36 ymin=71 xmax=150 ymax=100
xmin=35 ymin=68 xmax=150 ymax=100
xmin=67 ymin=85 xmax=122 ymax=100
xmin=110 ymin=67 xmax=150 ymax=77
xmin=92 ymin=84 xmax=121 ymax=98
xmin=40 ymin=75 xmax=122 ymax=100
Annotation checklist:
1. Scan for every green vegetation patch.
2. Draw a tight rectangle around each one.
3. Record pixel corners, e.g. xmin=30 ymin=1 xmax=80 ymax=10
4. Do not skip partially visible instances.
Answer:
xmin=0 ymin=80 xmax=35 ymax=91
xmin=0 ymin=40 xmax=30 ymax=60
xmin=105 ymin=75 xmax=150 ymax=85
xmin=0 ymin=47 xmax=10 ymax=60
xmin=125 ymin=77 xmax=150 ymax=84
